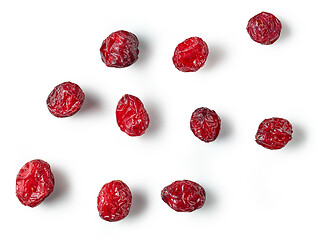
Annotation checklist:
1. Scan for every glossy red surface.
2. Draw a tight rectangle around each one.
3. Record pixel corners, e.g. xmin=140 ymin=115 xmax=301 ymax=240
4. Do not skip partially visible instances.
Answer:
xmin=255 ymin=117 xmax=293 ymax=150
xmin=16 ymin=159 xmax=55 ymax=207
xmin=47 ymin=81 xmax=85 ymax=118
xmin=161 ymin=180 xmax=206 ymax=212
xmin=100 ymin=30 xmax=139 ymax=68
xmin=116 ymin=94 xmax=149 ymax=136
xmin=172 ymin=37 xmax=209 ymax=72
xmin=246 ymin=12 xmax=282 ymax=45
xmin=97 ymin=180 xmax=132 ymax=222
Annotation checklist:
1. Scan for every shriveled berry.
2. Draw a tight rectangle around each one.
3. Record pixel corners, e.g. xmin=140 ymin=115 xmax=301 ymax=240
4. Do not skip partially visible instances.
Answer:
xmin=161 ymin=180 xmax=206 ymax=212
xmin=190 ymin=107 xmax=221 ymax=143
xmin=97 ymin=180 xmax=132 ymax=222
xmin=47 ymin=81 xmax=85 ymax=118
xmin=255 ymin=117 xmax=293 ymax=150
xmin=172 ymin=37 xmax=209 ymax=72
xmin=116 ymin=94 xmax=150 ymax=136
xmin=100 ymin=30 xmax=139 ymax=68
xmin=16 ymin=159 xmax=55 ymax=207
xmin=246 ymin=12 xmax=282 ymax=45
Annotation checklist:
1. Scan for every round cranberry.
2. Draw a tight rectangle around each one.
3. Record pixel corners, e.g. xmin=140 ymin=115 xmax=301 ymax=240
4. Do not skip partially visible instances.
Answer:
xmin=246 ymin=12 xmax=282 ymax=45
xmin=16 ymin=159 xmax=55 ymax=207
xmin=190 ymin=107 xmax=221 ymax=143
xmin=116 ymin=94 xmax=150 ymax=136
xmin=255 ymin=117 xmax=293 ymax=150
xmin=161 ymin=180 xmax=206 ymax=212
xmin=100 ymin=30 xmax=139 ymax=68
xmin=97 ymin=180 xmax=132 ymax=222
xmin=172 ymin=37 xmax=209 ymax=72
xmin=47 ymin=81 xmax=85 ymax=118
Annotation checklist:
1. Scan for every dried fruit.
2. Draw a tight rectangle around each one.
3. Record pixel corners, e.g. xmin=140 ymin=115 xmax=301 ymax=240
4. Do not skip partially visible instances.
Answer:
xmin=255 ymin=117 xmax=293 ymax=150
xmin=190 ymin=107 xmax=221 ymax=143
xmin=16 ymin=159 xmax=55 ymax=207
xmin=161 ymin=180 xmax=206 ymax=212
xmin=246 ymin=12 xmax=282 ymax=45
xmin=116 ymin=94 xmax=150 ymax=136
xmin=172 ymin=37 xmax=209 ymax=72
xmin=100 ymin=30 xmax=139 ymax=68
xmin=47 ymin=81 xmax=85 ymax=118
xmin=97 ymin=180 xmax=132 ymax=222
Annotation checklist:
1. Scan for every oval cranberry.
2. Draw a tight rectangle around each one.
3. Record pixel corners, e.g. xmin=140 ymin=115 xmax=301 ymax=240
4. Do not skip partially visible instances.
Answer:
xmin=255 ymin=117 xmax=293 ymax=150
xmin=100 ymin=30 xmax=139 ymax=68
xmin=161 ymin=180 xmax=206 ymax=212
xmin=190 ymin=107 xmax=221 ymax=143
xmin=97 ymin=180 xmax=132 ymax=222
xmin=116 ymin=94 xmax=150 ymax=136
xmin=173 ymin=37 xmax=209 ymax=72
xmin=246 ymin=12 xmax=282 ymax=45
xmin=47 ymin=81 xmax=85 ymax=118
xmin=16 ymin=159 xmax=55 ymax=207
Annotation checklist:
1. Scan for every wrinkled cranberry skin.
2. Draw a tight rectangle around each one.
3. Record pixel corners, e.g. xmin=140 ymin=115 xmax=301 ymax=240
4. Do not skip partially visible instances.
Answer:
xmin=16 ymin=159 xmax=55 ymax=207
xmin=256 ymin=117 xmax=293 ymax=150
xmin=97 ymin=180 xmax=132 ymax=222
xmin=247 ymin=12 xmax=282 ymax=45
xmin=161 ymin=180 xmax=206 ymax=212
xmin=100 ymin=30 xmax=139 ymax=68
xmin=190 ymin=107 xmax=221 ymax=143
xmin=47 ymin=81 xmax=85 ymax=118
xmin=116 ymin=94 xmax=150 ymax=136
xmin=173 ymin=37 xmax=209 ymax=72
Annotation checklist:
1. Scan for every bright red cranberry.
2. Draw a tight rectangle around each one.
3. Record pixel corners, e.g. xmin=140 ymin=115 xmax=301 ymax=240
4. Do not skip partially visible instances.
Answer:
xmin=47 ymin=81 xmax=85 ymax=118
xmin=100 ymin=30 xmax=139 ymax=68
xmin=172 ymin=37 xmax=209 ymax=72
xmin=246 ymin=12 xmax=282 ymax=45
xmin=161 ymin=180 xmax=206 ymax=212
xmin=256 ymin=117 xmax=293 ymax=150
xmin=97 ymin=180 xmax=132 ymax=222
xmin=16 ymin=159 xmax=55 ymax=207
xmin=190 ymin=107 xmax=221 ymax=143
xmin=116 ymin=94 xmax=150 ymax=136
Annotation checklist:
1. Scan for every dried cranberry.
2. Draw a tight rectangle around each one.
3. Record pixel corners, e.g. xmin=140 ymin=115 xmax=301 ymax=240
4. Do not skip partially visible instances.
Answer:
xmin=97 ymin=180 xmax=132 ymax=222
xmin=190 ymin=107 xmax=221 ymax=143
xmin=16 ymin=159 xmax=55 ymax=207
xmin=246 ymin=12 xmax=282 ymax=45
xmin=116 ymin=94 xmax=150 ymax=136
xmin=47 ymin=81 xmax=85 ymax=118
xmin=100 ymin=30 xmax=139 ymax=68
xmin=161 ymin=180 xmax=206 ymax=212
xmin=255 ymin=117 xmax=293 ymax=150
xmin=172 ymin=37 xmax=209 ymax=72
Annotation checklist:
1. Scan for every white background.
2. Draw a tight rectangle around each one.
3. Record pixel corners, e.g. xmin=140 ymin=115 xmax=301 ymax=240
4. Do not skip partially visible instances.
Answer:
xmin=1 ymin=0 xmax=319 ymax=239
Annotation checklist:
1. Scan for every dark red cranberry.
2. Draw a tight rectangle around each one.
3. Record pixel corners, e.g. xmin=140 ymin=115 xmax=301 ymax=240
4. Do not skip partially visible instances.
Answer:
xmin=16 ymin=159 xmax=55 ymax=207
xmin=116 ymin=94 xmax=149 ymax=136
xmin=172 ymin=37 xmax=209 ymax=72
xmin=47 ymin=81 xmax=85 ymax=118
xmin=255 ymin=117 xmax=293 ymax=150
xmin=97 ymin=180 xmax=132 ymax=222
xmin=246 ymin=12 xmax=282 ymax=45
xmin=100 ymin=30 xmax=139 ymax=68
xmin=190 ymin=107 xmax=221 ymax=143
xmin=161 ymin=180 xmax=206 ymax=212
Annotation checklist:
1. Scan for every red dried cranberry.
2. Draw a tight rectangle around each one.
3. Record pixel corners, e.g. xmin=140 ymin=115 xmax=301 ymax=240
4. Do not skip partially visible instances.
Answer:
xmin=172 ymin=37 xmax=209 ymax=72
xmin=246 ymin=12 xmax=282 ymax=45
xmin=190 ymin=107 xmax=221 ymax=143
xmin=16 ymin=159 xmax=55 ymax=207
xmin=116 ymin=94 xmax=150 ymax=136
xmin=161 ymin=180 xmax=206 ymax=212
xmin=255 ymin=117 xmax=293 ymax=150
xmin=97 ymin=180 xmax=132 ymax=222
xmin=100 ymin=30 xmax=139 ymax=68
xmin=47 ymin=81 xmax=85 ymax=118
